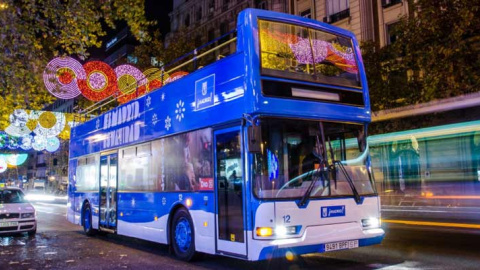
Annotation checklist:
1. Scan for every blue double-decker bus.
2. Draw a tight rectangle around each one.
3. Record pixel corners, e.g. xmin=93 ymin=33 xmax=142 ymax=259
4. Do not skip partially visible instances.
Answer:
xmin=67 ymin=9 xmax=384 ymax=261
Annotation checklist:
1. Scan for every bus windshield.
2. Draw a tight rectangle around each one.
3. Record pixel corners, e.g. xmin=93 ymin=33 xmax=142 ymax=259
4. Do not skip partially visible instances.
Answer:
xmin=252 ymin=118 xmax=376 ymax=200
xmin=259 ymin=19 xmax=360 ymax=88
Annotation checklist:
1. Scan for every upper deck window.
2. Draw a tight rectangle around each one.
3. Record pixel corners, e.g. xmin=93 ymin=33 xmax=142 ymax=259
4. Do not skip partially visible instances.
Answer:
xmin=259 ymin=20 xmax=361 ymax=88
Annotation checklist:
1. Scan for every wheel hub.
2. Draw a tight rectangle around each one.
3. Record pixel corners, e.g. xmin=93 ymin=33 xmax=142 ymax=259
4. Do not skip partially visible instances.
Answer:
xmin=175 ymin=217 xmax=192 ymax=252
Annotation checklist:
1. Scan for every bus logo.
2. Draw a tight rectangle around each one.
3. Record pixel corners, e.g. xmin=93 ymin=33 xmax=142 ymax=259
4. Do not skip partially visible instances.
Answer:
xmin=321 ymin=205 xmax=346 ymax=218
xmin=202 ymin=81 xmax=208 ymax=95
xmin=195 ymin=74 xmax=215 ymax=111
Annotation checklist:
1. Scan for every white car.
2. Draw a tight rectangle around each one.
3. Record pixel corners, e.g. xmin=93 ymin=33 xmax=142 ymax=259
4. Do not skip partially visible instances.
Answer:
xmin=0 ymin=187 xmax=36 ymax=236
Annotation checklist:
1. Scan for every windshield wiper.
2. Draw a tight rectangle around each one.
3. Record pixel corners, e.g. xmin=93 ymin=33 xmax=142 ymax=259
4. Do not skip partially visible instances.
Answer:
xmin=335 ymin=160 xmax=362 ymax=204
xmin=299 ymin=130 xmax=327 ymax=207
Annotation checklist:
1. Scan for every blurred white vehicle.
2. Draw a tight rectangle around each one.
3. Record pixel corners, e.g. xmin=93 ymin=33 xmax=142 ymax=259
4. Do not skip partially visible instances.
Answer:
xmin=0 ymin=187 xmax=36 ymax=236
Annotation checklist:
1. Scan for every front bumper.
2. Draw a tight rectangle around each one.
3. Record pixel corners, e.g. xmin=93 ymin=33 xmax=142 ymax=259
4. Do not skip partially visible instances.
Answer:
xmin=0 ymin=219 xmax=37 ymax=234
xmin=251 ymin=224 xmax=385 ymax=260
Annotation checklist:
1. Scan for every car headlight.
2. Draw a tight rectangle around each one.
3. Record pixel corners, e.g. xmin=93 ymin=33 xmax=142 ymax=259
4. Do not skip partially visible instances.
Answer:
xmin=21 ymin=212 xmax=35 ymax=219
xmin=361 ymin=217 xmax=381 ymax=228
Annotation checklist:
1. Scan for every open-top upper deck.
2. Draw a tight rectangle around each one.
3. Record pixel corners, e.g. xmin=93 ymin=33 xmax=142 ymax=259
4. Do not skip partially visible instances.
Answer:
xmin=70 ymin=8 xmax=370 ymax=158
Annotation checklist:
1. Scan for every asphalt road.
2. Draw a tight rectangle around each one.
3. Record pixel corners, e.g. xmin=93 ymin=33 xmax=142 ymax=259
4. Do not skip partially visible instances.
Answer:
xmin=1 ymin=202 xmax=479 ymax=269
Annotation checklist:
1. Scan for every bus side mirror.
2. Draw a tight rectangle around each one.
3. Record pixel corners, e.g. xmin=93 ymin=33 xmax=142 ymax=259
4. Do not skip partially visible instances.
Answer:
xmin=248 ymin=126 xmax=262 ymax=153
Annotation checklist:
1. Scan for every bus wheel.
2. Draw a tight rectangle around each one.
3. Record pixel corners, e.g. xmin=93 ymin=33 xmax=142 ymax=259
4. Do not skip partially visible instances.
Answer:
xmin=171 ymin=208 xmax=196 ymax=261
xmin=83 ymin=203 xmax=97 ymax=236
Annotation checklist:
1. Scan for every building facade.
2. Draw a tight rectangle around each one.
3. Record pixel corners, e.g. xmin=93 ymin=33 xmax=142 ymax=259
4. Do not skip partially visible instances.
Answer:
xmin=167 ymin=0 xmax=409 ymax=51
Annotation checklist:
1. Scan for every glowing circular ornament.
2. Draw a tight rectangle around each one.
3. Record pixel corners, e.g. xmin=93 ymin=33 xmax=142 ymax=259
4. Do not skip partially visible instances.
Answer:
xmin=20 ymin=134 xmax=33 ymax=150
xmin=6 ymin=136 xmax=20 ymax=150
xmin=32 ymin=136 xmax=47 ymax=151
xmin=43 ymin=56 xmax=85 ymax=99
xmin=115 ymin=64 xmax=147 ymax=104
xmin=164 ymin=71 xmax=188 ymax=85
xmin=6 ymin=153 xmax=28 ymax=166
xmin=5 ymin=109 xmax=31 ymax=136
xmin=0 ymin=158 xmax=7 ymax=173
xmin=34 ymin=111 xmax=66 ymax=138
xmin=78 ymin=61 xmax=119 ymax=101
xmin=45 ymin=137 xmax=60 ymax=152
xmin=143 ymin=68 xmax=168 ymax=92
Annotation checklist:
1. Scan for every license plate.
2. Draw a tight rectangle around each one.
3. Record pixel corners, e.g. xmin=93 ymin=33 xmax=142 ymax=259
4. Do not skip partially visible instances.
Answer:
xmin=0 ymin=221 xmax=18 ymax=227
xmin=325 ymin=240 xmax=359 ymax=252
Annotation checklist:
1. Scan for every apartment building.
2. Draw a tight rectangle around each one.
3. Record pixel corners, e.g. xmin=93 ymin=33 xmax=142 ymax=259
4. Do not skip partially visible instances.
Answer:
xmin=167 ymin=0 xmax=409 ymax=50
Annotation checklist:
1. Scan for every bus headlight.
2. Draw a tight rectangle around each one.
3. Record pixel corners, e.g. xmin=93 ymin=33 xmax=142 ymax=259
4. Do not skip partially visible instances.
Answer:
xmin=362 ymin=218 xmax=381 ymax=228
xmin=256 ymin=227 xmax=274 ymax=237
xmin=256 ymin=226 xmax=300 ymax=237
xmin=275 ymin=225 xmax=299 ymax=236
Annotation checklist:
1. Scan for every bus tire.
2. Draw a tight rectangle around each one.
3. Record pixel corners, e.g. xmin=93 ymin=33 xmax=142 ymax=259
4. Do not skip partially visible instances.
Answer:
xmin=171 ymin=208 xmax=196 ymax=261
xmin=83 ymin=203 xmax=97 ymax=236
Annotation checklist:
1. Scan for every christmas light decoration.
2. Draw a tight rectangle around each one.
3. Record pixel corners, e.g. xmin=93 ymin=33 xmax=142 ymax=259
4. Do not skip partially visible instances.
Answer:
xmin=143 ymin=68 xmax=168 ymax=92
xmin=0 ymin=157 xmax=7 ymax=173
xmin=0 ymin=132 xmax=7 ymax=149
xmin=115 ymin=64 xmax=147 ymax=104
xmin=164 ymin=71 xmax=189 ymax=85
xmin=6 ymin=136 xmax=20 ymax=150
xmin=78 ymin=61 xmax=119 ymax=101
xmin=260 ymin=24 xmax=358 ymax=74
xmin=34 ymin=111 xmax=66 ymax=138
xmin=32 ymin=135 xmax=47 ymax=151
xmin=43 ymin=56 xmax=85 ymax=99
xmin=5 ymin=153 xmax=28 ymax=166
xmin=5 ymin=109 xmax=31 ymax=137
xmin=46 ymin=137 xmax=60 ymax=152
xmin=19 ymin=134 xmax=33 ymax=150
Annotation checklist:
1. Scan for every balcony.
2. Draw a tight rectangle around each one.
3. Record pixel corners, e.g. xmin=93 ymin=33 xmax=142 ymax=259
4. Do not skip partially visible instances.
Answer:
xmin=323 ymin=9 xmax=350 ymax=24
xmin=382 ymin=0 xmax=402 ymax=8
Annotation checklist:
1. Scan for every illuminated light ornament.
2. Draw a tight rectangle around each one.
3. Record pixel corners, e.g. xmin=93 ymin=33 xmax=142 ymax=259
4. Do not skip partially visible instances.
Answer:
xmin=0 ymin=132 xmax=7 ymax=148
xmin=27 ymin=110 xmax=41 ymax=133
xmin=143 ymin=68 xmax=168 ymax=92
xmin=32 ymin=136 xmax=47 ymax=151
xmin=0 ymin=157 xmax=7 ymax=173
xmin=164 ymin=71 xmax=189 ymax=85
xmin=58 ymin=113 xmax=74 ymax=140
xmin=34 ymin=111 xmax=66 ymax=138
xmin=78 ymin=61 xmax=119 ymax=101
xmin=326 ymin=43 xmax=358 ymax=74
xmin=46 ymin=137 xmax=60 ymax=152
xmin=43 ymin=56 xmax=85 ymax=99
xmin=115 ymin=64 xmax=147 ymax=104
xmin=5 ymin=109 xmax=31 ymax=136
xmin=19 ymin=134 xmax=33 ymax=150
xmin=6 ymin=136 xmax=20 ymax=150
xmin=5 ymin=153 xmax=28 ymax=166
xmin=288 ymin=38 xmax=329 ymax=65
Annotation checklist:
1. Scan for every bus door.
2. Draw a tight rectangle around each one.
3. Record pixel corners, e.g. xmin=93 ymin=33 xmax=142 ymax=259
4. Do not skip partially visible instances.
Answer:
xmin=99 ymin=153 xmax=118 ymax=231
xmin=214 ymin=127 xmax=247 ymax=257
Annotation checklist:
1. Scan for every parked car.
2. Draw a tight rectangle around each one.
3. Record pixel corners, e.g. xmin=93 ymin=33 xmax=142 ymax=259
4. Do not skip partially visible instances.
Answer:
xmin=0 ymin=187 xmax=36 ymax=236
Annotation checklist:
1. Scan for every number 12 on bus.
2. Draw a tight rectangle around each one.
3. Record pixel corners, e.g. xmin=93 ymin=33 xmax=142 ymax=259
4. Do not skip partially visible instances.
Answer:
xmin=67 ymin=9 xmax=384 ymax=261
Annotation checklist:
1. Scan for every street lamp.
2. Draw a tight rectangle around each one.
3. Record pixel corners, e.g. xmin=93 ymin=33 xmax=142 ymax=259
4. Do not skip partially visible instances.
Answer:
xmin=0 ymin=3 xmax=8 ymax=10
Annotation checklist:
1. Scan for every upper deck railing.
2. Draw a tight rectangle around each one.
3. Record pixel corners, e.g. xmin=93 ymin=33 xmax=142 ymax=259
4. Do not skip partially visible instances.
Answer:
xmin=77 ymin=30 xmax=238 ymax=120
